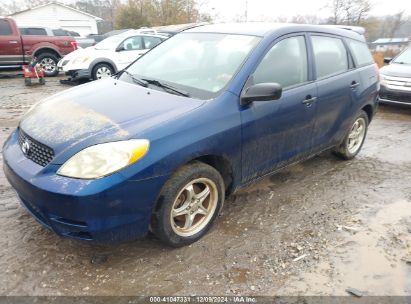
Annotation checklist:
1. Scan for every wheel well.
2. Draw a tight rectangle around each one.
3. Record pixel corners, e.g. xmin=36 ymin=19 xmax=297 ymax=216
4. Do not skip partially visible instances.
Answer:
xmin=362 ymin=104 xmax=373 ymax=122
xmin=34 ymin=48 xmax=60 ymax=59
xmin=193 ymin=155 xmax=234 ymax=194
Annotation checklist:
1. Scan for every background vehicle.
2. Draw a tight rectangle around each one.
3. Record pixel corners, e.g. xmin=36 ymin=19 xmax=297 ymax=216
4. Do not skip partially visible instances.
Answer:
xmin=379 ymin=47 xmax=411 ymax=105
xmin=57 ymin=31 xmax=166 ymax=81
xmin=20 ymin=26 xmax=96 ymax=49
xmin=3 ymin=23 xmax=378 ymax=247
xmin=0 ymin=17 xmax=77 ymax=76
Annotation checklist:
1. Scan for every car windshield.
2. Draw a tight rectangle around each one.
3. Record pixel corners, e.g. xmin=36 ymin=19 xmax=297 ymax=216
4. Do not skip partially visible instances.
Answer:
xmin=124 ymin=33 xmax=261 ymax=99
xmin=94 ymin=36 xmax=124 ymax=50
xmin=392 ymin=48 xmax=411 ymax=64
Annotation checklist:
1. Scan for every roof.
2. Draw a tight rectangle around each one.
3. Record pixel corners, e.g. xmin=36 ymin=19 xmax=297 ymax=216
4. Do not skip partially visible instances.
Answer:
xmin=372 ymin=38 xmax=410 ymax=44
xmin=185 ymin=22 xmax=365 ymax=41
xmin=153 ymin=22 xmax=209 ymax=33
xmin=10 ymin=2 xmax=102 ymax=21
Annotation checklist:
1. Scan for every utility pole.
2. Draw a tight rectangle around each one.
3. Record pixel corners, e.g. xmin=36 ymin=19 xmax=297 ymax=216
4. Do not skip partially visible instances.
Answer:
xmin=245 ymin=0 xmax=248 ymax=22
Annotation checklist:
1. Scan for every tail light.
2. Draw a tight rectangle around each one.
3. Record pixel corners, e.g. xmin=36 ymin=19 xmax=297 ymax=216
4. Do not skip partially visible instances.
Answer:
xmin=70 ymin=41 xmax=78 ymax=50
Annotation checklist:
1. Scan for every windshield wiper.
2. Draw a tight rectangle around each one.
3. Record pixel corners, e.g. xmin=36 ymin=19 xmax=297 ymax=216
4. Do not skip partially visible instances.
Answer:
xmin=115 ymin=70 xmax=148 ymax=87
xmin=141 ymin=78 xmax=190 ymax=97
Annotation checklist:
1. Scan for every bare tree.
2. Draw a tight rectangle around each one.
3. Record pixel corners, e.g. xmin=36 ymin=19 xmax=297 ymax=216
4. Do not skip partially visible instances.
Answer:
xmin=326 ymin=0 xmax=371 ymax=25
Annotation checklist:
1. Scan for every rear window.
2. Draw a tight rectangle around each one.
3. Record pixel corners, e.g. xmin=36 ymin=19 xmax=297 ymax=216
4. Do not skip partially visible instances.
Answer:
xmin=347 ymin=39 xmax=374 ymax=67
xmin=312 ymin=36 xmax=349 ymax=79
xmin=0 ymin=20 xmax=12 ymax=35
xmin=21 ymin=28 xmax=47 ymax=36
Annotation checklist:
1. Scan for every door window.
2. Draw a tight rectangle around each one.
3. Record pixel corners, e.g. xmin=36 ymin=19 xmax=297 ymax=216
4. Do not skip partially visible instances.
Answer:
xmin=312 ymin=36 xmax=348 ymax=79
xmin=346 ymin=39 xmax=374 ymax=67
xmin=0 ymin=20 xmax=12 ymax=35
xmin=143 ymin=36 xmax=162 ymax=49
xmin=253 ymin=36 xmax=308 ymax=89
xmin=25 ymin=28 xmax=47 ymax=36
xmin=119 ymin=36 xmax=143 ymax=51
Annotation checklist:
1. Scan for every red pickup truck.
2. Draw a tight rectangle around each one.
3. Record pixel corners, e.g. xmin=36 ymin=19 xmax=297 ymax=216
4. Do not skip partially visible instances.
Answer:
xmin=0 ymin=17 xmax=77 ymax=76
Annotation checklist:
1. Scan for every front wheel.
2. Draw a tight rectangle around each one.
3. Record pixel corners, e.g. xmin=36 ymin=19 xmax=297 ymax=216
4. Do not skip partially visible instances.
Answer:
xmin=151 ymin=161 xmax=225 ymax=247
xmin=333 ymin=111 xmax=369 ymax=160
xmin=92 ymin=63 xmax=114 ymax=80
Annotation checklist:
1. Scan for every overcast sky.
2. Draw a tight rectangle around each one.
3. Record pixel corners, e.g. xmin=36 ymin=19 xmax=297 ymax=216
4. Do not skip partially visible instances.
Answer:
xmin=1 ymin=0 xmax=410 ymax=21
xmin=201 ymin=0 xmax=411 ymax=22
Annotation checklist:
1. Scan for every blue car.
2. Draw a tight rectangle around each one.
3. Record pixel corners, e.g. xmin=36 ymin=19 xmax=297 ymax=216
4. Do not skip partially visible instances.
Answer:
xmin=3 ymin=23 xmax=379 ymax=246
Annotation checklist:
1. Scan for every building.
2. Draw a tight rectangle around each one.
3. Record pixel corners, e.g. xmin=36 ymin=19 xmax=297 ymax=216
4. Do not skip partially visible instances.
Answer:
xmin=10 ymin=2 xmax=102 ymax=36
xmin=371 ymin=38 xmax=410 ymax=53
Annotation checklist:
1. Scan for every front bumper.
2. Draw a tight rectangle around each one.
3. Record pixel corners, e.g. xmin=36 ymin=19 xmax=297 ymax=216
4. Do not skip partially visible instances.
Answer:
xmin=3 ymin=130 xmax=169 ymax=243
xmin=63 ymin=69 xmax=91 ymax=81
xmin=379 ymin=85 xmax=411 ymax=106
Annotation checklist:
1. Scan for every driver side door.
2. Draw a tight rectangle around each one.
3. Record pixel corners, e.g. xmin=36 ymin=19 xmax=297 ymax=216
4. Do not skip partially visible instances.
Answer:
xmin=240 ymin=34 xmax=317 ymax=183
xmin=114 ymin=36 xmax=144 ymax=70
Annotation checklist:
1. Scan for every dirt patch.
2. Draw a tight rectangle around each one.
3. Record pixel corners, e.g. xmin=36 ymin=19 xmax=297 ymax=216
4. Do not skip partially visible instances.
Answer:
xmin=0 ymin=76 xmax=411 ymax=296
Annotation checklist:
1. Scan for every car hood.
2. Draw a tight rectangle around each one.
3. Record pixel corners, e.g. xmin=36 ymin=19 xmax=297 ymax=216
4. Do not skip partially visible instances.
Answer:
xmin=380 ymin=64 xmax=411 ymax=78
xmin=63 ymin=47 xmax=110 ymax=61
xmin=20 ymin=78 xmax=204 ymax=161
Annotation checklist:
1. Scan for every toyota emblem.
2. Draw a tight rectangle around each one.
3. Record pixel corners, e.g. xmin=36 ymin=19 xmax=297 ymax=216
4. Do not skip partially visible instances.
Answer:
xmin=22 ymin=140 xmax=30 ymax=155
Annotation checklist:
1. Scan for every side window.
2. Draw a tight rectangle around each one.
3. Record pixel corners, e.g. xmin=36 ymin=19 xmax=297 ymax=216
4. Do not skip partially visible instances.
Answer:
xmin=119 ymin=36 xmax=143 ymax=51
xmin=347 ymin=39 xmax=374 ymax=67
xmin=26 ymin=28 xmax=47 ymax=36
xmin=0 ymin=20 xmax=12 ymax=35
xmin=312 ymin=36 xmax=348 ymax=79
xmin=143 ymin=36 xmax=162 ymax=49
xmin=253 ymin=36 xmax=308 ymax=89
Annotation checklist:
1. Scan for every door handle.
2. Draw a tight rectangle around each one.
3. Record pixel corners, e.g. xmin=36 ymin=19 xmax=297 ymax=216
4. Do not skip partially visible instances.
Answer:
xmin=350 ymin=81 xmax=360 ymax=89
xmin=302 ymin=96 xmax=317 ymax=106
xmin=8 ymin=40 xmax=18 ymax=44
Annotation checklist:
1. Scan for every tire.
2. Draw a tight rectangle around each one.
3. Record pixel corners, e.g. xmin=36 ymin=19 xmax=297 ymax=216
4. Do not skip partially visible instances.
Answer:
xmin=151 ymin=161 xmax=225 ymax=247
xmin=36 ymin=53 xmax=59 ymax=77
xmin=24 ymin=78 xmax=31 ymax=86
xmin=333 ymin=110 xmax=369 ymax=160
xmin=92 ymin=63 xmax=114 ymax=80
xmin=39 ymin=77 xmax=46 ymax=85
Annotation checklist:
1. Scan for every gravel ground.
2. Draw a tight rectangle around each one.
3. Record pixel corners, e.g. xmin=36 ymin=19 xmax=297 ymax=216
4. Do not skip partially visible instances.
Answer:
xmin=0 ymin=74 xmax=410 ymax=296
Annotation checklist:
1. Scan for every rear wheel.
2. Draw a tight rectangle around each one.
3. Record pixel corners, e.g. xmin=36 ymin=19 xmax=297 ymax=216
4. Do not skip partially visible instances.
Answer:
xmin=92 ymin=63 xmax=114 ymax=80
xmin=36 ymin=53 xmax=59 ymax=77
xmin=151 ymin=162 xmax=224 ymax=247
xmin=333 ymin=111 xmax=368 ymax=160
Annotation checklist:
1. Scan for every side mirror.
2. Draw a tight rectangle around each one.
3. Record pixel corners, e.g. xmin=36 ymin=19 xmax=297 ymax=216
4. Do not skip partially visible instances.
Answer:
xmin=384 ymin=57 xmax=392 ymax=64
xmin=240 ymin=83 xmax=282 ymax=106
xmin=116 ymin=45 xmax=125 ymax=52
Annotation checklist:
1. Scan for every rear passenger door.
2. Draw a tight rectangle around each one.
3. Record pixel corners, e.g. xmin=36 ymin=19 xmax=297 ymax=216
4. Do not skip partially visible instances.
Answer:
xmin=309 ymin=34 xmax=361 ymax=151
xmin=241 ymin=34 xmax=317 ymax=182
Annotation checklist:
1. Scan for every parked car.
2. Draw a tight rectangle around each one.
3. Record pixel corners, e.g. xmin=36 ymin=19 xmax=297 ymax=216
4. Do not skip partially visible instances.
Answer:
xmin=19 ymin=26 xmax=96 ymax=49
xmin=57 ymin=31 xmax=166 ymax=81
xmin=3 ymin=23 xmax=379 ymax=246
xmin=0 ymin=17 xmax=77 ymax=76
xmin=379 ymin=47 xmax=411 ymax=105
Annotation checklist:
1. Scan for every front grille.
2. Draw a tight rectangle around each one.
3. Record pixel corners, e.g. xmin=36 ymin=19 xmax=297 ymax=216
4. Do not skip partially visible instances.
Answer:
xmin=379 ymin=91 xmax=411 ymax=103
xmin=18 ymin=129 xmax=54 ymax=166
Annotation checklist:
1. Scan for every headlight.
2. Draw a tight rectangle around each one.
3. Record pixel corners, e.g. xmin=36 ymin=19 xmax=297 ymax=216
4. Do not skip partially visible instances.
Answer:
xmin=72 ymin=56 xmax=90 ymax=64
xmin=57 ymin=139 xmax=149 ymax=179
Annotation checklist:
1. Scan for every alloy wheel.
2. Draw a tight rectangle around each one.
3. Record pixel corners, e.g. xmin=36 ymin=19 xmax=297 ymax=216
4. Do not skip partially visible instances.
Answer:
xmin=347 ymin=117 xmax=366 ymax=154
xmin=170 ymin=178 xmax=218 ymax=237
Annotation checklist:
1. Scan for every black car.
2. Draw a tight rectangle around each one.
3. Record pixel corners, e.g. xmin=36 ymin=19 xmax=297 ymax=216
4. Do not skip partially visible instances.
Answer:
xmin=379 ymin=47 xmax=411 ymax=105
